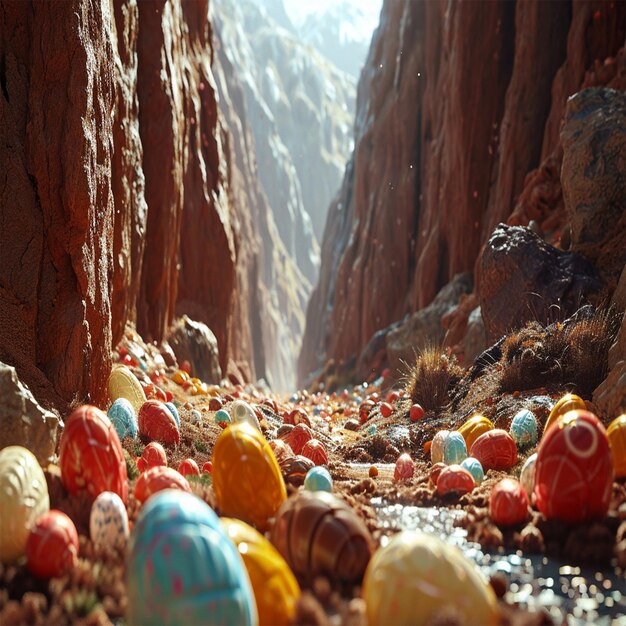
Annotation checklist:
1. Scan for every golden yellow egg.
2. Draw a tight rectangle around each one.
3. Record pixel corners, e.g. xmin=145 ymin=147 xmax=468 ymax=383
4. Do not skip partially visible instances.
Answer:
xmin=607 ymin=414 xmax=626 ymax=478
xmin=108 ymin=365 xmax=146 ymax=414
xmin=220 ymin=517 xmax=300 ymax=626
xmin=213 ymin=422 xmax=286 ymax=531
xmin=543 ymin=393 xmax=586 ymax=438
xmin=458 ymin=415 xmax=495 ymax=450
xmin=363 ymin=532 xmax=499 ymax=626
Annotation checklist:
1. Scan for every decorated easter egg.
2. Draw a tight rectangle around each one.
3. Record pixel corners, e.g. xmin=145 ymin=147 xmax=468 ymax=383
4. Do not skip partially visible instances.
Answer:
xmin=134 ymin=466 xmax=191 ymax=504
xmin=428 ymin=462 xmax=447 ymax=487
xmin=280 ymin=455 xmax=315 ymax=486
xmin=269 ymin=439 xmax=294 ymax=466
xmin=607 ymin=414 xmax=626 ymax=478
xmin=284 ymin=424 xmax=313 ymax=455
xmin=460 ymin=457 xmax=484 ymax=486
xmin=270 ymin=491 xmax=374 ymax=584
xmin=178 ymin=458 xmax=200 ymax=477
xmin=128 ymin=491 xmax=258 ymax=625
xmin=458 ymin=415 xmax=495 ymax=450
xmin=470 ymin=429 xmax=518 ymax=471
xmin=543 ymin=393 xmax=586 ymax=438
xmin=213 ymin=422 xmax=286 ymax=531
xmin=230 ymin=400 xmax=262 ymax=432
xmin=437 ymin=465 xmax=475 ymax=497
xmin=165 ymin=402 xmax=181 ymax=428
xmin=509 ymin=409 xmax=538 ymax=448
xmin=202 ymin=461 xmax=213 ymax=474
xmin=303 ymin=467 xmax=333 ymax=492
xmin=489 ymin=478 xmax=529 ymax=526
xmin=108 ymin=398 xmax=138 ymax=440
xmin=534 ymin=409 xmax=612 ymax=522
xmin=59 ymin=405 xmax=128 ymax=503
xmin=443 ymin=431 xmax=467 ymax=465
xmin=0 ymin=446 xmax=49 ymax=563
xmin=519 ymin=452 xmax=537 ymax=498
xmin=410 ymin=403 xmax=425 ymax=422
xmin=90 ymin=491 xmax=129 ymax=551
xmin=138 ymin=441 xmax=168 ymax=473
xmin=108 ymin=365 xmax=147 ymax=414
xmin=26 ymin=510 xmax=79 ymax=578
xmin=215 ymin=409 xmax=231 ymax=425
xmin=138 ymin=400 xmax=180 ymax=445
xmin=300 ymin=439 xmax=328 ymax=465
xmin=363 ymin=532 xmax=499 ymax=626
xmin=221 ymin=518 xmax=300 ymax=626
xmin=431 ymin=430 xmax=451 ymax=464
xmin=394 ymin=453 xmax=415 ymax=480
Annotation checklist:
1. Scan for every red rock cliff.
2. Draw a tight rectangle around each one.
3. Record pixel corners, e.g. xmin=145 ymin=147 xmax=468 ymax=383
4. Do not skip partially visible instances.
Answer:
xmin=299 ymin=0 xmax=625 ymax=383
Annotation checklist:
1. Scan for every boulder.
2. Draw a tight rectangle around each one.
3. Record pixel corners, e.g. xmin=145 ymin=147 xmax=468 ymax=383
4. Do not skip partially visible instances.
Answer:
xmin=561 ymin=87 xmax=626 ymax=293
xmin=479 ymin=225 xmax=601 ymax=342
xmin=0 ymin=363 xmax=60 ymax=466
xmin=167 ymin=316 xmax=222 ymax=384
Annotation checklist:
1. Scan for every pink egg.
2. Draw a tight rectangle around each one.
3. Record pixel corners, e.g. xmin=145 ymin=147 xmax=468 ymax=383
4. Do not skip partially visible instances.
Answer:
xmin=394 ymin=453 xmax=415 ymax=480
xmin=26 ymin=510 xmax=79 ymax=578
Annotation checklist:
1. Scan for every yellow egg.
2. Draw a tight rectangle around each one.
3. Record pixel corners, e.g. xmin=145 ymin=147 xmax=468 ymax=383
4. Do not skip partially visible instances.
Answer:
xmin=108 ymin=365 xmax=147 ymax=414
xmin=458 ymin=415 xmax=495 ymax=450
xmin=220 ymin=518 xmax=300 ymax=626
xmin=0 ymin=446 xmax=50 ymax=563
xmin=172 ymin=370 xmax=189 ymax=385
xmin=607 ymin=414 xmax=626 ymax=478
xmin=213 ymin=422 xmax=286 ymax=531
xmin=543 ymin=393 xmax=586 ymax=438
xmin=363 ymin=532 xmax=499 ymax=626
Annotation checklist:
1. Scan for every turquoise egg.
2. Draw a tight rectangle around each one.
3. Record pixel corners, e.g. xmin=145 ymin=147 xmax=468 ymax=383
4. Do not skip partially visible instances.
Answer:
xmin=165 ymin=402 xmax=181 ymax=428
xmin=509 ymin=409 xmax=538 ymax=448
xmin=304 ymin=467 xmax=333 ymax=492
xmin=443 ymin=432 xmax=467 ymax=465
xmin=460 ymin=457 xmax=484 ymax=486
xmin=215 ymin=410 xmax=231 ymax=425
xmin=127 ymin=490 xmax=258 ymax=626
xmin=367 ymin=425 xmax=377 ymax=437
xmin=108 ymin=398 xmax=137 ymax=440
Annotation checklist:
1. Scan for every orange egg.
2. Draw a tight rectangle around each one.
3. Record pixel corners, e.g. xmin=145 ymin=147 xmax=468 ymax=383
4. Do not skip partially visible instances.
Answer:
xmin=458 ymin=415 xmax=495 ymax=450
xmin=134 ymin=466 xmax=191 ymax=504
xmin=543 ymin=393 xmax=586 ymax=438
xmin=607 ymin=414 xmax=626 ymax=478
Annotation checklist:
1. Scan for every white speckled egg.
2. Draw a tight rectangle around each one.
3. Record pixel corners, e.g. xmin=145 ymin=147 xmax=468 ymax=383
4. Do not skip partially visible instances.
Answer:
xmin=90 ymin=491 xmax=129 ymax=551
xmin=0 ymin=446 xmax=50 ymax=563
xmin=519 ymin=452 xmax=537 ymax=498
xmin=230 ymin=400 xmax=261 ymax=432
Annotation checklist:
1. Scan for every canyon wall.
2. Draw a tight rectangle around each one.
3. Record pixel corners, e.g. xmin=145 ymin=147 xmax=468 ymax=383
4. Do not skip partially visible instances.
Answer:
xmin=0 ymin=0 xmax=303 ymax=408
xmin=299 ymin=0 xmax=625 ymax=383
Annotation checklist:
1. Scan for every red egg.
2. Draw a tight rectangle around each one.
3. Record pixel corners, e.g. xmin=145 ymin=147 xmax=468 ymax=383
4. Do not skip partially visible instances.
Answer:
xmin=469 ymin=429 xmax=518 ymax=471
xmin=489 ymin=478 xmax=529 ymax=526
xmin=178 ymin=458 xmax=200 ymax=477
xmin=134 ymin=466 xmax=191 ymax=504
xmin=301 ymin=439 xmax=328 ymax=465
xmin=410 ymin=404 xmax=425 ymax=422
xmin=138 ymin=442 xmax=168 ymax=473
xmin=380 ymin=402 xmax=393 ymax=418
xmin=59 ymin=405 xmax=128 ymax=503
xmin=394 ymin=453 xmax=415 ymax=480
xmin=26 ymin=510 xmax=79 ymax=579
xmin=138 ymin=400 xmax=180 ymax=445
xmin=386 ymin=391 xmax=400 ymax=404
xmin=285 ymin=423 xmax=313 ymax=455
xmin=202 ymin=461 xmax=213 ymax=474
xmin=429 ymin=462 xmax=447 ymax=486
xmin=534 ymin=410 xmax=613 ymax=523
xmin=436 ymin=465 xmax=475 ymax=497
xmin=291 ymin=408 xmax=311 ymax=427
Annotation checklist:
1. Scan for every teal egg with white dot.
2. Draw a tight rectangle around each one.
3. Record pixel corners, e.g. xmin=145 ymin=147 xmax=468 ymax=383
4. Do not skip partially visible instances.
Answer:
xmin=304 ymin=467 xmax=333 ymax=492
xmin=108 ymin=398 xmax=137 ymax=440
xmin=367 ymin=425 xmax=377 ymax=437
xmin=460 ymin=457 xmax=484 ymax=486
xmin=509 ymin=409 xmax=538 ymax=448
xmin=165 ymin=402 xmax=180 ymax=428
xmin=443 ymin=432 xmax=467 ymax=465
xmin=215 ymin=409 xmax=231 ymax=425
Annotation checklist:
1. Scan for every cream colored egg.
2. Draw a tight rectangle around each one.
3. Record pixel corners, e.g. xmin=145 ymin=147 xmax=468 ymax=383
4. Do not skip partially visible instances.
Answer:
xmin=108 ymin=365 xmax=147 ymax=414
xmin=0 ymin=446 xmax=50 ymax=563
xmin=230 ymin=400 xmax=262 ymax=432
xmin=520 ymin=452 xmax=537 ymax=498
xmin=90 ymin=491 xmax=129 ymax=551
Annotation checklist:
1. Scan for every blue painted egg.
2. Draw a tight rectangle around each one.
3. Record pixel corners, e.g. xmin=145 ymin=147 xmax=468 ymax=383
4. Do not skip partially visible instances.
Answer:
xmin=367 ymin=425 xmax=377 ymax=437
xmin=215 ymin=409 xmax=231 ymax=425
xmin=127 ymin=490 xmax=258 ymax=625
xmin=165 ymin=402 xmax=181 ymax=428
xmin=443 ymin=432 xmax=467 ymax=465
xmin=303 ymin=467 xmax=333 ymax=492
xmin=107 ymin=398 xmax=137 ymax=440
xmin=510 ymin=409 xmax=538 ymax=448
xmin=460 ymin=457 xmax=484 ymax=486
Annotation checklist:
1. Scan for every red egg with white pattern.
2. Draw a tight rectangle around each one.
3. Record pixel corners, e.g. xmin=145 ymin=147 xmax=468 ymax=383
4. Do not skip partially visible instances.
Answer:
xmin=534 ymin=410 xmax=613 ymax=523
xmin=26 ymin=510 xmax=79 ymax=578
xmin=285 ymin=424 xmax=313 ymax=455
xmin=133 ymin=466 xmax=191 ymax=504
xmin=138 ymin=400 xmax=180 ymax=445
xmin=301 ymin=439 xmax=328 ymax=466
xmin=469 ymin=429 xmax=517 ymax=471
xmin=178 ymin=458 xmax=200 ymax=477
xmin=489 ymin=478 xmax=529 ymax=526
xmin=137 ymin=442 xmax=168 ymax=473
xmin=436 ymin=465 xmax=475 ymax=497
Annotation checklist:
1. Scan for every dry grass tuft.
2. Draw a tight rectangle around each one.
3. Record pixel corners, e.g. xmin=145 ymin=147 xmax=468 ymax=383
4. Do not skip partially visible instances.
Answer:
xmin=404 ymin=347 xmax=463 ymax=414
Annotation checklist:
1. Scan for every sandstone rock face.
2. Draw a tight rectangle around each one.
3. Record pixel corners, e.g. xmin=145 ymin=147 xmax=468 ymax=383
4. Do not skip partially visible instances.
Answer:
xmin=0 ymin=363 xmax=60 ymax=466
xmin=561 ymin=88 xmax=626 ymax=292
xmin=300 ymin=0 xmax=625 ymax=382
xmin=478 ymin=225 xmax=601 ymax=342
